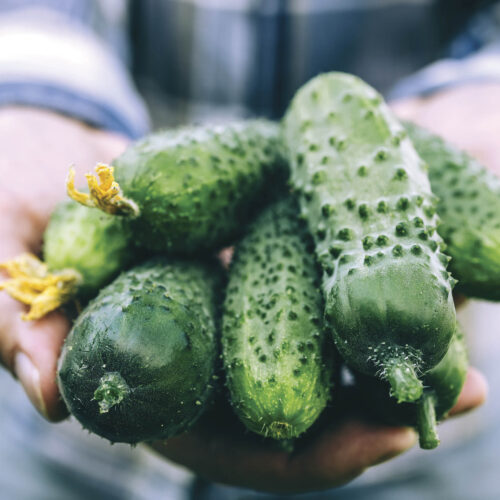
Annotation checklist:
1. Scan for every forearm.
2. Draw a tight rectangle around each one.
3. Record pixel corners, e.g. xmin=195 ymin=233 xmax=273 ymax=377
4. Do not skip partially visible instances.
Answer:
xmin=0 ymin=2 xmax=149 ymax=139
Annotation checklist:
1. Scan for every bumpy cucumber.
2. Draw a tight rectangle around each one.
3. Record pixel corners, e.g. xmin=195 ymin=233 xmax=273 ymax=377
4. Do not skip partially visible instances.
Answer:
xmin=283 ymin=72 xmax=456 ymax=403
xmin=222 ymin=198 xmax=333 ymax=440
xmin=112 ymin=120 xmax=287 ymax=254
xmin=406 ymin=122 xmax=500 ymax=300
xmin=355 ymin=324 xmax=468 ymax=449
xmin=57 ymin=258 xmax=221 ymax=443
xmin=44 ymin=200 xmax=133 ymax=297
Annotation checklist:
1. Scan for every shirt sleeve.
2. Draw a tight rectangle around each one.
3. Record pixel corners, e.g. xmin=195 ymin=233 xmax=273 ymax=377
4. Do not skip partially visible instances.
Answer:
xmin=0 ymin=2 xmax=150 ymax=139
xmin=390 ymin=2 xmax=500 ymax=100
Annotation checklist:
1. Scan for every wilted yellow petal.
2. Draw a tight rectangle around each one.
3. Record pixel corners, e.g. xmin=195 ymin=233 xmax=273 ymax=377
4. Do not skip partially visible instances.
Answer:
xmin=66 ymin=163 xmax=139 ymax=216
xmin=0 ymin=253 xmax=81 ymax=321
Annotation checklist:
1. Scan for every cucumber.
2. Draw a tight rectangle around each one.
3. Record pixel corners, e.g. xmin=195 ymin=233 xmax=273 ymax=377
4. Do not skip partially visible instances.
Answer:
xmin=355 ymin=324 xmax=468 ymax=449
xmin=222 ymin=198 xmax=334 ymax=440
xmin=57 ymin=258 xmax=221 ymax=444
xmin=0 ymin=200 xmax=134 ymax=321
xmin=71 ymin=120 xmax=287 ymax=255
xmin=282 ymin=73 xmax=456 ymax=403
xmin=44 ymin=200 xmax=133 ymax=298
xmin=405 ymin=122 xmax=500 ymax=300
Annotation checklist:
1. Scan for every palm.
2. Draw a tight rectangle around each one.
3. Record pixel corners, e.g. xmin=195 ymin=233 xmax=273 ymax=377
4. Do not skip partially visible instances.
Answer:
xmin=149 ymin=368 xmax=485 ymax=493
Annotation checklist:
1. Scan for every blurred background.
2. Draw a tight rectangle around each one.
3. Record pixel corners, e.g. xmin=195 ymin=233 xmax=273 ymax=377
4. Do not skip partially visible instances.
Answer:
xmin=1 ymin=1 xmax=500 ymax=499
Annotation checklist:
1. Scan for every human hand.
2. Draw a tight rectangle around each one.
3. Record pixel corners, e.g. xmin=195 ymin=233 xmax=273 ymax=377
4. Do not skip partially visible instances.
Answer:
xmin=392 ymin=83 xmax=500 ymax=175
xmin=0 ymin=105 xmax=487 ymax=495
xmin=150 ymin=368 xmax=486 ymax=494
xmin=0 ymin=106 xmax=128 ymax=420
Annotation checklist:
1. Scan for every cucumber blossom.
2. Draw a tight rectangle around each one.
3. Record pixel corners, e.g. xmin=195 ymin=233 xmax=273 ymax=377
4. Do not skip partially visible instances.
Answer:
xmin=283 ymin=73 xmax=456 ymax=403
xmin=355 ymin=324 xmax=468 ymax=449
xmin=222 ymin=198 xmax=334 ymax=440
xmin=57 ymin=258 xmax=221 ymax=444
xmin=69 ymin=120 xmax=287 ymax=255
xmin=406 ymin=122 xmax=500 ymax=300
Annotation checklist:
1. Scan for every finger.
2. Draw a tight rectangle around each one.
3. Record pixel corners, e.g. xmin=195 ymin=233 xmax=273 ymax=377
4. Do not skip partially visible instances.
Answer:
xmin=448 ymin=367 xmax=488 ymax=417
xmin=17 ymin=312 xmax=69 ymax=421
xmin=0 ymin=219 xmax=69 ymax=421
xmin=286 ymin=421 xmax=416 ymax=492
xmin=151 ymin=420 xmax=416 ymax=494
xmin=390 ymin=96 xmax=425 ymax=121
xmin=0 ymin=283 xmax=70 ymax=422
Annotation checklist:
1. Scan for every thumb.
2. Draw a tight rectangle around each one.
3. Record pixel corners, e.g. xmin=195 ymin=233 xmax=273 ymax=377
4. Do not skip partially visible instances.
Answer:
xmin=0 ymin=200 xmax=69 ymax=421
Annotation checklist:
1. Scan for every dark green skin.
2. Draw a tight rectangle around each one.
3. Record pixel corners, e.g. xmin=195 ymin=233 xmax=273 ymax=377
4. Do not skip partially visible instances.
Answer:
xmin=406 ymin=122 xmax=500 ymax=300
xmin=222 ymin=198 xmax=334 ymax=440
xmin=57 ymin=258 xmax=220 ymax=444
xmin=283 ymin=73 xmax=456 ymax=403
xmin=44 ymin=200 xmax=133 ymax=298
xmin=355 ymin=325 xmax=468 ymax=449
xmin=113 ymin=120 xmax=287 ymax=255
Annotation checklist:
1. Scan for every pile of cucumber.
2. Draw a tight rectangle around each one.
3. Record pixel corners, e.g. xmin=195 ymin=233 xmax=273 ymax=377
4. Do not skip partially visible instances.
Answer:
xmin=4 ymin=73 xmax=499 ymax=449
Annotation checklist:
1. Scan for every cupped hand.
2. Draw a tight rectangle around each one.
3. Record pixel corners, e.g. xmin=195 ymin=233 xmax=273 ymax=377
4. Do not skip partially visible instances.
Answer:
xmin=149 ymin=368 xmax=486 ymax=494
xmin=0 ymin=106 xmax=128 ymax=420
xmin=0 ymin=103 xmax=488 ymax=495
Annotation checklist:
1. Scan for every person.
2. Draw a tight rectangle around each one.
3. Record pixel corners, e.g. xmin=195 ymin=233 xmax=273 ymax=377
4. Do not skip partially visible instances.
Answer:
xmin=0 ymin=1 xmax=496 ymax=498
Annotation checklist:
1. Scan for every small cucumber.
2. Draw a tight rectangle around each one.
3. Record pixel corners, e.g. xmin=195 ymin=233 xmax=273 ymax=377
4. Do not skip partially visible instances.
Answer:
xmin=355 ymin=324 xmax=468 ymax=449
xmin=222 ymin=198 xmax=334 ymax=440
xmin=282 ymin=73 xmax=456 ymax=403
xmin=57 ymin=258 xmax=221 ymax=444
xmin=44 ymin=200 xmax=133 ymax=298
xmin=406 ymin=122 xmax=500 ymax=300
xmin=0 ymin=200 xmax=134 ymax=321
xmin=70 ymin=120 xmax=287 ymax=255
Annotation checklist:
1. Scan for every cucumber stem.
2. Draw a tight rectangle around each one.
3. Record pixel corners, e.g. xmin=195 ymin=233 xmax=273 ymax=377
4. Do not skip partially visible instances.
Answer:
xmin=267 ymin=421 xmax=294 ymax=440
xmin=416 ymin=391 xmax=440 ymax=449
xmin=385 ymin=359 xmax=423 ymax=403
xmin=93 ymin=372 xmax=130 ymax=414
xmin=277 ymin=439 xmax=295 ymax=453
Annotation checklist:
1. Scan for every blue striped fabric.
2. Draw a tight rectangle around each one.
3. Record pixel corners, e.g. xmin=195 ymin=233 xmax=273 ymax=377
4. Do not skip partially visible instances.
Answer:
xmin=1 ymin=2 xmax=500 ymax=500
xmin=0 ymin=1 xmax=499 ymax=131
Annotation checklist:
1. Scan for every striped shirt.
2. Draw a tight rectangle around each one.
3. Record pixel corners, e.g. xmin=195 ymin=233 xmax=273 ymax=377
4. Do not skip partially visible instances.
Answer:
xmin=1 ymin=2 xmax=500 ymax=500
xmin=0 ymin=0 xmax=499 ymax=135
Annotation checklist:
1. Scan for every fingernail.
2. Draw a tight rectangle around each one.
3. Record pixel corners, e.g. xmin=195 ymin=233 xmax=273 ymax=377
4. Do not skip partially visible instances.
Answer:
xmin=398 ymin=428 xmax=419 ymax=452
xmin=14 ymin=352 xmax=48 ymax=419
xmin=405 ymin=428 xmax=419 ymax=446
xmin=373 ymin=428 xmax=418 ymax=465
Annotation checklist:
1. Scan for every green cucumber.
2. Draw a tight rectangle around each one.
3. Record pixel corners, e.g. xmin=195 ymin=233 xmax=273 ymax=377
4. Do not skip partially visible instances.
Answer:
xmin=282 ymin=72 xmax=456 ymax=403
xmin=0 ymin=200 xmax=134 ymax=321
xmin=222 ymin=198 xmax=334 ymax=440
xmin=111 ymin=120 xmax=286 ymax=254
xmin=57 ymin=258 xmax=221 ymax=444
xmin=355 ymin=324 xmax=468 ymax=449
xmin=44 ymin=200 xmax=133 ymax=298
xmin=406 ymin=122 xmax=500 ymax=300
